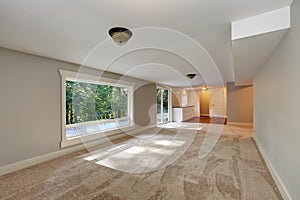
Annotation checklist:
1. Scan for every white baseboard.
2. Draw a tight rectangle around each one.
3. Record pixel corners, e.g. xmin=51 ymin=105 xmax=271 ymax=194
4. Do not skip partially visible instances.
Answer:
xmin=253 ymin=136 xmax=292 ymax=200
xmin=126 ymin=125 xmax=157 ymax=136
xmin=0 ymin=132 xmax=131 ymax=176
xmin=0 ymin=145 xmax=84 ymax=176
xmin=227 ymin=122 xmax=253 ymax=127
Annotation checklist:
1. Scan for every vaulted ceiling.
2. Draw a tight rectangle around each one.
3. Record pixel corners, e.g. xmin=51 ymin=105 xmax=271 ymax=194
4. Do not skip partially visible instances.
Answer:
xmin=0 ymin=0 xmax=293 ymax=87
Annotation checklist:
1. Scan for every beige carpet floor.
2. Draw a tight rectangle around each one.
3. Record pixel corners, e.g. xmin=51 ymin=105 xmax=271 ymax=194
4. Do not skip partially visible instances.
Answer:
xmin=0 ymin=124 xmax=282 ymax=200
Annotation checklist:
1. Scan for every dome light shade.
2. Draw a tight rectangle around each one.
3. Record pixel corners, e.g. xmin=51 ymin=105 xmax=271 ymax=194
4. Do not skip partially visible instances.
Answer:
xmin=108 ymin=27 xmax=132 ymax=46
xmin=186 ymin=73 xmax=196 ymax=79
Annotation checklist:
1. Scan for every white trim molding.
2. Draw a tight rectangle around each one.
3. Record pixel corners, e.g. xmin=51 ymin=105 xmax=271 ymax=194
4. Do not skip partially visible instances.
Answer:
xmin=60 ymin=126 xmax=135 ymax=148
xmin=0 ymin=132 xmax=129 ymax=176
xmin=59 ymin=69 xmax=135 ymax=148
xmin=254 ymin=137 xmax=292 ymax=200
xmin=227 ymin=122 xmax=253 ymax=127
xmin=0 ymin=145 xmax=85 ymax=176
xmin=0 ymin=125 xmax=158 ymax=176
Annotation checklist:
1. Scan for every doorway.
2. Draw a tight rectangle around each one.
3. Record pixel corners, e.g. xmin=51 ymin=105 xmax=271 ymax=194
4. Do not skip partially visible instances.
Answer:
xmin=156 ymin=88 xmax=171 ymax=124
xmin=186 ymin=87 xmax=227 ymax=124
xmin=209 ymin=87 xmax=227 ymax=118
xmin=200 ymin=89 xmax=210 ymax=117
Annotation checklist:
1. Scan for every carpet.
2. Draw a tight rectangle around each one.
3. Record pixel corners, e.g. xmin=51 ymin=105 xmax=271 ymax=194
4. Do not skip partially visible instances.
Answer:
xmin=0 ymin=125 xmax=282 ymax=200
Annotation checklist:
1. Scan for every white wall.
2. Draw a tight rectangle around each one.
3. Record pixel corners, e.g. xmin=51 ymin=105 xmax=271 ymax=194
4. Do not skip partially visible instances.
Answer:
xmin=171 ymin=88 xmax=183 ymax=107
xmin=208 ymin=87 xmax=227 ymax=118
xmin=0 ymin=48 xmax=156 ymax=167
xmin=187 ymin=90 xmax=200 ymax=117
xmin=254 ymin=1 xmax=300 ymax=199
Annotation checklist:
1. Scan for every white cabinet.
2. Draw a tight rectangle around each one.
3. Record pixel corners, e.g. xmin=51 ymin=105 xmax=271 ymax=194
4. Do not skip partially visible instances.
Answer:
xmin=172 ymin=106 xmax=195 ymax=122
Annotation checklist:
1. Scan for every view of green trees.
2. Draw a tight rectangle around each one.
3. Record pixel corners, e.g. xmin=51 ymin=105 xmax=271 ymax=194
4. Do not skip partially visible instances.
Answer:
xmin=156 ymin=88 xmax=170 ymax=123
xmin=156 ymin=89 xmax=169 ymax=113
xmin=66 ymin=80 xmax=128 ymax=125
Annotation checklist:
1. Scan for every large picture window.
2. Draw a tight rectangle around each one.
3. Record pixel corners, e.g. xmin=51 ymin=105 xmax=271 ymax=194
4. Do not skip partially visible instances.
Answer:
xmin=60 ymin=70 xmax=134 ymax=147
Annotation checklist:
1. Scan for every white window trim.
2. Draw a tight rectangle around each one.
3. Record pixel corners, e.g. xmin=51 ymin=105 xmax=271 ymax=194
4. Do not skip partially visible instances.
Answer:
xmin=156 ymin=86 xmax=172 ymax=125
xmin=59 ymin=69 xmax=135 ymax=148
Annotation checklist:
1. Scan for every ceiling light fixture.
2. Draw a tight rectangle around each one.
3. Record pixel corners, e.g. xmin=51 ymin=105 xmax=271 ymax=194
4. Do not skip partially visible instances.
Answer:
xmin=108 ymin=27 xmax=132 ymax=46
xmin=186 ymin=73 xmax=196 ymax=79
xmin=201 ymin=86 xmax=207 ymax=91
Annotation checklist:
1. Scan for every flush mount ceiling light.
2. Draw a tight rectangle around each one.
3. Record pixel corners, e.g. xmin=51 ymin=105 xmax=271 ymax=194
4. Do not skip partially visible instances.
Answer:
xmin=108 ymin=27 xmax=132 ymax=46
xmin=186 ymin=73 xmax=196 ymax=79
xmin=201 ymin=86 xmax=208 ymax=91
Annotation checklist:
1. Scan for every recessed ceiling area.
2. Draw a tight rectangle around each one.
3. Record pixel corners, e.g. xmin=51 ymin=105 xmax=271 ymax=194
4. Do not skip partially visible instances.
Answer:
xmin=107 ymin=49 xmax=205 ymax=87
xmin=0 ymin=0 xmax=294 ymax=88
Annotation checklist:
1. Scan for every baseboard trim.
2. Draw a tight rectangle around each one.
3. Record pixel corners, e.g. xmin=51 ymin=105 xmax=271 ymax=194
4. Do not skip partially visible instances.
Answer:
xmin=200 ymin=114 xmax=209 ymax=117
xmin=0 ymin=145 xmax=84 ymax=176
xmin=126 ymin=125 xmax=157 ymax=136
xmin=227 ymin=122 xmax=253 ymax=127
xmin=0 ymin=131 xmax=133 ymax=176
xmin=253 ymin=136 xmax=292 ymax=200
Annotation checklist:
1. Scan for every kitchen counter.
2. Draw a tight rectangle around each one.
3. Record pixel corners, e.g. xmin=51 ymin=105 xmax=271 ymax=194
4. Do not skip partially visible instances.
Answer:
xmin=172 ymin=106 xmax=195 ymax=122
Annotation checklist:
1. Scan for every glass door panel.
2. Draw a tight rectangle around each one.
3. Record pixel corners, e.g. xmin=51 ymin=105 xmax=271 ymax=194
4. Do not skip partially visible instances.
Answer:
xmin=157 ymin=88 xmax=170 ymax=124
xmin=162 ymin=89 xmax=169 ymax=123
xmin=156 ymin=89 xmax=162 ymax=124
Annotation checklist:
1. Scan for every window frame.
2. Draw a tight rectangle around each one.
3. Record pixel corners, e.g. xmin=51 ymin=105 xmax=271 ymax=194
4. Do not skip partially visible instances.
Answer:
xmin=156 ymin=86 xmax=172 ymax=125
xmin=59 ymin=69 xmax=135 ymax=148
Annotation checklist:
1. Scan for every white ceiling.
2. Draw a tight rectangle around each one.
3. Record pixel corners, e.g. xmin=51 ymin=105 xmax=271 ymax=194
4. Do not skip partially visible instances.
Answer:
xmin=0 ymin=0 xmax=293 ymax=88
xmin=108 ymin=49 xmax=205 ymax=88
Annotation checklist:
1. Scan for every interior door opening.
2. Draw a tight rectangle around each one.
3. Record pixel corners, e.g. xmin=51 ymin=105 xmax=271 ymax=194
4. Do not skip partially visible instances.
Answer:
xmin=198 ymin=87 xmax=227 ymax=124
xmin=200 ymin=89 xmax=210 ymax=117
xmin=209 ymin=87 xmax=227 ymax=118
xmin=156 ymin=88 xmax=171 ymax=124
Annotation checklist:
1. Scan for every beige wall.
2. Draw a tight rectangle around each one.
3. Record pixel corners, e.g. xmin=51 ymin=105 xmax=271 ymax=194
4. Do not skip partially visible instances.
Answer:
xmin=171 ymin=88 xmax=185 ymax=107
xmin=200 ymin=90 xmax=209 ymax=116
xmin=254 ymin=1 xmax=300 ymax=199
xmin=172 ymin=91 xmax=181 ymax=107
xmin=0 ymin=47 xmax=156 ymax=167
xmin=227 ymin=82 xmax=253 ymax=124
xmin=187 ymin=90 xmax=200 ymax=117
xmin=134 ymin=83 xmax=156 ymax=127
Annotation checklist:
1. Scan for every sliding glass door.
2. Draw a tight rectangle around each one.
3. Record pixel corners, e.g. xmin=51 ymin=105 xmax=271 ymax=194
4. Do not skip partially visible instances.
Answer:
xmin=157 ymin=88 xmax=171 ymax=124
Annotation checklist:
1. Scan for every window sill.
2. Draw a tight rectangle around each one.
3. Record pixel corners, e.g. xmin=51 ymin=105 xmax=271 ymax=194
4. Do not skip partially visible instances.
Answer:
xmin=60 ymin=125 xmax=135 ymax=148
